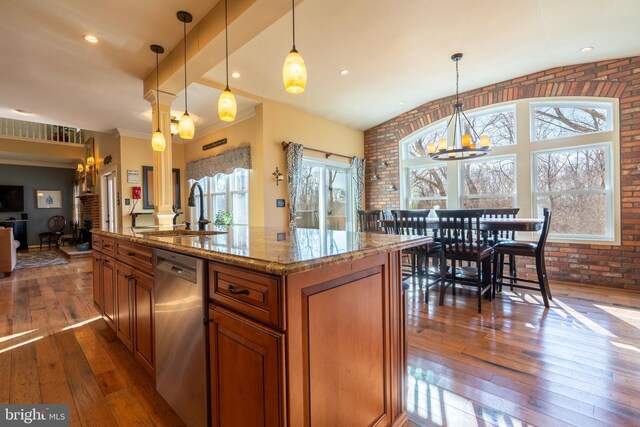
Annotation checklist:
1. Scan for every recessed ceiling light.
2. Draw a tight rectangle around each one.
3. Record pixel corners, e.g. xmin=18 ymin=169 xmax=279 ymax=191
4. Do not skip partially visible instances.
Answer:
xmin=398 ymin=101 xmax=405 ymax=106
xmin=13 ymin=109 xmax=31 ymax=115
xmin=231 ymin=71 xmax=241 ymax=79
xmin=580 ymin=46 xmax=594 ymax=53
xmin=83 ymin=34 xmax=99 ymax=44
xmin=340 ymin=69 xmax=349 ymax=76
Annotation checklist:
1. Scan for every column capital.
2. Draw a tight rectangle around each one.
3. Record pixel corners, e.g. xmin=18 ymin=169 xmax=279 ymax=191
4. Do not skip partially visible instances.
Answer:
xmin=144 ymin=90 xmax=176 ymax=106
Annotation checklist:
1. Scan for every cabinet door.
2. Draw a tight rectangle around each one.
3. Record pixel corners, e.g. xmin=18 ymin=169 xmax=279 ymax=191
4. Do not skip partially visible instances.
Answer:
xmin=134 ymin=271 xmax=155 ymax=375
xmin=209 ymin=306 xmax=283 ymax=427
xmin=115 ymin=263 xmax=134 ymax=352
xmin=101 ymin=256 xmax=116 ymax=331
xmin=92 ymin=252 xmax=102 ymax=311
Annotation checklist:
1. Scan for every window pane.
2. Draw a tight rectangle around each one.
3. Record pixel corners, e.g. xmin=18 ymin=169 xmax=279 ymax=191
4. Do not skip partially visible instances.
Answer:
xmin=468 ymin=108 xmax=516 ymax=146
xmin=535 ymin=147 xmax=606 ymax=192
xmin=232 ymin=169 xmax=249 ymax=191
xmin=537 ymin=194 xmax=608 ymax=237
xmin=213 ymin=174 xmax=228 ymax=193
xmin=408 ymin=166 xmax=447 ymax=199
xmin=295 ymin=165 xmax=321 ymax=228
xmin=462 ymin=158 xmax=515 ymax=196
xmin=409 ymin=199 xmax=447 ymax=209
xmin=533 ymin=105 xmax=610 ymax=141
xmin=462 ymin=197 xmax=514 ymax=209
xmin=232 ymin=193 xmax=248 ymax=224
xmin=212 ymin=194 xmax=227 ymax=215
xmin=405 ymin=126 xmax=445 ymax=159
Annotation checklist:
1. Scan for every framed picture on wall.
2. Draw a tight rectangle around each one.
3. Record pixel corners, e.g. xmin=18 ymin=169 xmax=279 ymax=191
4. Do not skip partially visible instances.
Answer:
xmin=36 ymin=190 xmax=62 ymax=208
xmin=142 ymin=166 xmax=181 ymax=210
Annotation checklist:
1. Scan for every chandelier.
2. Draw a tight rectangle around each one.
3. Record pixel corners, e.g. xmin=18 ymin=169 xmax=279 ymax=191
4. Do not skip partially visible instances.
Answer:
xmin=428 ymin=53 xmax=492 ymax=160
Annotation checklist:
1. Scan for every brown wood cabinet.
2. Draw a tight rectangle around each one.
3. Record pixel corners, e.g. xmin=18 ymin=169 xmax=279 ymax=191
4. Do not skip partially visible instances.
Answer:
xmin=209 ymin=305 xmax=283 ymax=427
xmin=134 ymin=270 xmax=155 ymax=376
xmin=115 ymin=263 xmax=134 ymax=351
xmin=101 ymin=255 xmax=116 ymax=331
xmin=92 ymin=233 xmax=155 ymax=377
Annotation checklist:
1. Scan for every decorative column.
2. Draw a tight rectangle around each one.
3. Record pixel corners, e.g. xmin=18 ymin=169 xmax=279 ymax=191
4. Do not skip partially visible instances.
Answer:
xmin=144 ymin=91 xmax=176 ymax=226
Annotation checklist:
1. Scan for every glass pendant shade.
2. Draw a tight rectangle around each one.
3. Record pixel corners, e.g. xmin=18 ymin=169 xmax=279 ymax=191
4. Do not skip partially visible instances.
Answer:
xmin=218 ymin=89 xmax=237 ymax=122
xmin=179 ymin=113 xmax=195 ymax=139
xmin=283 ymin=49 xmax=307 ymax=94
xmin=151 ymin=130 xmax=166 ymax=152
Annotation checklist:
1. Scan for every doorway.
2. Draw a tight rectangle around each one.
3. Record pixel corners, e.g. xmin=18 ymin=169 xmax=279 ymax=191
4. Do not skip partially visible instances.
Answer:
xmin=295 ymin=159 xmax=352 ymax=231
xmin=101 ymin=167 xmax=118 ymax=230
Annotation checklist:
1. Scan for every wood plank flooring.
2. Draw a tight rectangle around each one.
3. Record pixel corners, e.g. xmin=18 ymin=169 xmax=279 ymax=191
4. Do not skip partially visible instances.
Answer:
xmin=0 ymin=256 xmax=184 ymax=427
xmin=405 ymin=278 xmax=640 ymax=427
xmin=2 ymin=256 xmax=640 ymax=426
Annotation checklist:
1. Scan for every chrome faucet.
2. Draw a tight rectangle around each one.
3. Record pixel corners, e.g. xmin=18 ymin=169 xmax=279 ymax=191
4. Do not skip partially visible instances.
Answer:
xmin=187 ymin=182 xmax=210 ymax=231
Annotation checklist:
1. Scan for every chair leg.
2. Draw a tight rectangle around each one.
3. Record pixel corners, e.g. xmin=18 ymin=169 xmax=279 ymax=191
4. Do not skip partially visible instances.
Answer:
xmin=509 ymin=254 xmax=516 ymax=286
xmin=438 ymin=254 xmax=447 ymax=306
xmin=411 ymin=254 xmax=417 ymax=284
xmin=476 ymin=261 xmax=482 ymax=313
xmin=451 ymin=260 xmax=456 ymax=296
xmin=492 ymin=251 xmax=499 ymax=299
xmin=535 ymin=255 xmax=550 ymax=308
xmin=540 ymin=255 xmax=553 ymax=301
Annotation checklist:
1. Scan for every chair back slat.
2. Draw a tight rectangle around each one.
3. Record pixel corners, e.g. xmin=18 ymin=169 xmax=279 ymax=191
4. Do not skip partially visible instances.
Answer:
xmin=391 ymin=210 xmax=430 ymax=237
xmin=482 ymin=208 xmax=520 ymax=240
xmin=536 ymin=208 xmax=552 ymax=253
xmin=357 ymin=210 xmax=382 ymax=232
xmin=436 ymin=209 xmax=484 ymax=256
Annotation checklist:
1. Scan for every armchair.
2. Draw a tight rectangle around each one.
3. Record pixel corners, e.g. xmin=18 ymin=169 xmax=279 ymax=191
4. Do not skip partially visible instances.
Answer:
xmin=0 ymin=227 xmax=20 ymax=278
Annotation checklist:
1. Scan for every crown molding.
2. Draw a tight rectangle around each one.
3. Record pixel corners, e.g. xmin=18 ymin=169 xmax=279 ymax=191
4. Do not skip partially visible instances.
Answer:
xmin=115 ymin=128 xmax=151 ymax=139
xmin=0 ymin=158 xmax=76 ymax=169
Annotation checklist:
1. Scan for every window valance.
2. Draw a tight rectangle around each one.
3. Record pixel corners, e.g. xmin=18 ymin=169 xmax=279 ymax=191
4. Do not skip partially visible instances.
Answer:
xmin=186 ymin=146 xmax=252 ymax=181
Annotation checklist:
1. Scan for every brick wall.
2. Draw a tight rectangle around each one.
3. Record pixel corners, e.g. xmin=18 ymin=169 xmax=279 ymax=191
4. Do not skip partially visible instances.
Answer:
xmin=364 ymin=56 xmax=640 ymax=289
xmin=78 ymin=194 xmax=100 ymax=229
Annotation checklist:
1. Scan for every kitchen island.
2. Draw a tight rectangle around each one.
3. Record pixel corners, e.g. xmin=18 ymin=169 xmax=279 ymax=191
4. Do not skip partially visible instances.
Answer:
xmin=91 ymin=225 xmax=429 ymax=427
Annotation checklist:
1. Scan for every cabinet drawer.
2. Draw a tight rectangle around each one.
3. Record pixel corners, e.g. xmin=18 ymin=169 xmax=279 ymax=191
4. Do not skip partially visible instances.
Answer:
xmin=91 ymin=233 xmax=101 ymax=250
xmin=116 ymin=241 xmax=154 ymax=275
xmin=209 ymin=264 xmax=281 ymax=329
xmin=100 ymin=237 xmax=115 ymax=256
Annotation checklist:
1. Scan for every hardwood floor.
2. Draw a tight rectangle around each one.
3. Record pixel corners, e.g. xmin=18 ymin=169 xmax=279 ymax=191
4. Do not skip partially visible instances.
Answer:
xmin=0 ymin=256 xmax=184 ymax=427
xmin=2 ymin=256 xmax=640 ymax=426
xmin=406 ymin=279 xmax=640 ymax=427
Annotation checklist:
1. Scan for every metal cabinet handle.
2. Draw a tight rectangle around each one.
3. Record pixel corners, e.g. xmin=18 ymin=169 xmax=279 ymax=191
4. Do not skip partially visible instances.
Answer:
xmin=127 ymin=251 xmax=136 ymax=256
xmin=228 ymin=285 xmax=249 ymax=295
xmin=124 ymin=274 xmax=133 ymax=280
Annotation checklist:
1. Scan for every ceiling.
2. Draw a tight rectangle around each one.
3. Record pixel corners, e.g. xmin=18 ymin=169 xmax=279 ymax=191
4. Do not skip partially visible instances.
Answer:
xmin=2 ymin=0 xmax=640 ymax=134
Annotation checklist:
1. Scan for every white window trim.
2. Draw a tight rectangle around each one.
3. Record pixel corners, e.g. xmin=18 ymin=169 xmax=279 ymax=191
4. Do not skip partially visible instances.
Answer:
xmin=398 ymin=96 xmax=621 ymax=245
xmin=459 ymin=153 xmax=517 ymax=208
xmin=188 ymin=169 xmax=250 ymax=226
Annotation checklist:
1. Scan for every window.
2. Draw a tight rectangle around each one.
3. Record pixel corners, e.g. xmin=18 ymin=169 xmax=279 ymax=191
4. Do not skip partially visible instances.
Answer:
xmin=399 ymin=98 xmax=620 ymax=243
xmin=406 ymin=165 xmax=447 ymax=209
xmin=534 ymin=144 xmax=612 ymax=238
xmin=461 ymin=156 xmax=515 ymax=208
xmin=188 ymin=169 xmax=249 ymax=225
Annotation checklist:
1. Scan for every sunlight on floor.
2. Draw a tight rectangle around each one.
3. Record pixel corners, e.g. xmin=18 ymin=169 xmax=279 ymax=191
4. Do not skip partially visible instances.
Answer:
xmin=595 ymin=304 xmax=640 ymax=330
xmin=60 ymin=315 xmax=102 ymax=331
xmin=0 ymin=328 xmax=37 ymax=343
xmin=610 ymin=341 xmax=640 ymax=353
xmin=553 ymin=298 xmax=617 ymax=337
xmin=0 ymin=335 xmax=44 ymax=354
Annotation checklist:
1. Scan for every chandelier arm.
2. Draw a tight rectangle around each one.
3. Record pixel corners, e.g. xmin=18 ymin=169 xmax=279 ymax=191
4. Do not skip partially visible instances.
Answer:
xmin=452 ymin=111 xmax=459 ymax=149
xmin=459 ymin=110 xmax=482 ymax=139
xmin=437 ymin=112 xmax=457 ymax=143
xmin=455 ymin=57 xmax=460 ymax=105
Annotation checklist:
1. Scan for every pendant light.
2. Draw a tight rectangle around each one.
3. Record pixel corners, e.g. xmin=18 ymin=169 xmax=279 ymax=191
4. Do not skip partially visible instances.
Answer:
xmin=177 ymin=11 xmax=195 ymax=139
xmin=218 ymin=0 xmax=237 ymax=122
xmin=428 ymin=53 xmax=492 ymax=161
xmin=150 ymin=44 xmax=166 ymax=152
xmin=282 ymin=0 xmax=307 ymax=93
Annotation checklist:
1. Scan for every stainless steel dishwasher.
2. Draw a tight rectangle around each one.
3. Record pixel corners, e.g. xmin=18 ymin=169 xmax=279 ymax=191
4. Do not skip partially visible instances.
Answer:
xmin=155 ymin=249 xmax=208 ymax=427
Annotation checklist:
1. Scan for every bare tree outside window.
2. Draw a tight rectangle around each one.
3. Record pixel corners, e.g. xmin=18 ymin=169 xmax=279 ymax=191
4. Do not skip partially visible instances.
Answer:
xmin=535 ymin=146 xmax=608 ymax=236
xmin=467 ymin=109 xmax=516 ymax=146
xmin=462 ymin=158 xmax=515 ymax=208
xmin=408 ymin=166 xmax=447 ymax=208
xmin=534 ymin=106 xmax=609 ymax=141
xmin=406 ymin=126 xmax=445 ymax=159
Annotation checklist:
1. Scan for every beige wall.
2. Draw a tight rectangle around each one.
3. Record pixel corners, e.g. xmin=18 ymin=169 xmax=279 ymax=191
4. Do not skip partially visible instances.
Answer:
xmin=0 ymin=137 xmax=85 ymax=165
xmin=182 ymin=101 xmax=363 ymax=228
xmin=119 ymin=135 xmax=186 ymax=228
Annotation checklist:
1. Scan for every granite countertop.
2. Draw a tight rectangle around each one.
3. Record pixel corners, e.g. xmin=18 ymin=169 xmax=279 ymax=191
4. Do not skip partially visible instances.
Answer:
xmin=92 ymin=225 xmax=430 ymax=275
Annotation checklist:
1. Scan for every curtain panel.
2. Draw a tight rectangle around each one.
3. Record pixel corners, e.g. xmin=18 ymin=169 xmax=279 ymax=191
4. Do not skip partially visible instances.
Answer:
xmin=351 ymin=156 xmax=365 ymax=214
xmin=286 ymin=142 xmax=305 ymax=228
xmin=186 ymin=146 xmax=252 ymax=181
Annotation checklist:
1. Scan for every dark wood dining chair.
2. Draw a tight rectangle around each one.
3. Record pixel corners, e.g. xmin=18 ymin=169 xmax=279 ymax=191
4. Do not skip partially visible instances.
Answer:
xmin=39 ymin=215 xmax=66 ymax=250
xmin=492 ymin=208 xmax=553 ymax=307
xmin=357 ymin=210 xmax=382 ymax=232
xmin=392 ymin=209 xmax=441 ymax=302
xmin=483 ymin=208 xmax=520 ymax=282
xmin=436 ymin=209 xmax=493 ymax=313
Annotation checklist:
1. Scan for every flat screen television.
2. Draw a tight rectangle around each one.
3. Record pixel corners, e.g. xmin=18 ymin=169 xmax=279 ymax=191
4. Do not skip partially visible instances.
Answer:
xmin=0 ymin=185 xmax=25 ymax=212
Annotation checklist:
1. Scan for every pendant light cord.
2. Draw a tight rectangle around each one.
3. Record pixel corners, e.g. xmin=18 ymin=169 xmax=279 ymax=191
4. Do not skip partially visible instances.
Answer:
xmin=455 ymin=58 xmax=460 ymax=106
xmin=156 ymin=51 xmax=160 ymax=132
xmin=292 ymin=0 xmax=296 ymax=49
xmin=183 ymin=21 xmax=188 ymax=113
xmin=224 ymin=0 xmax=229 ymax=90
